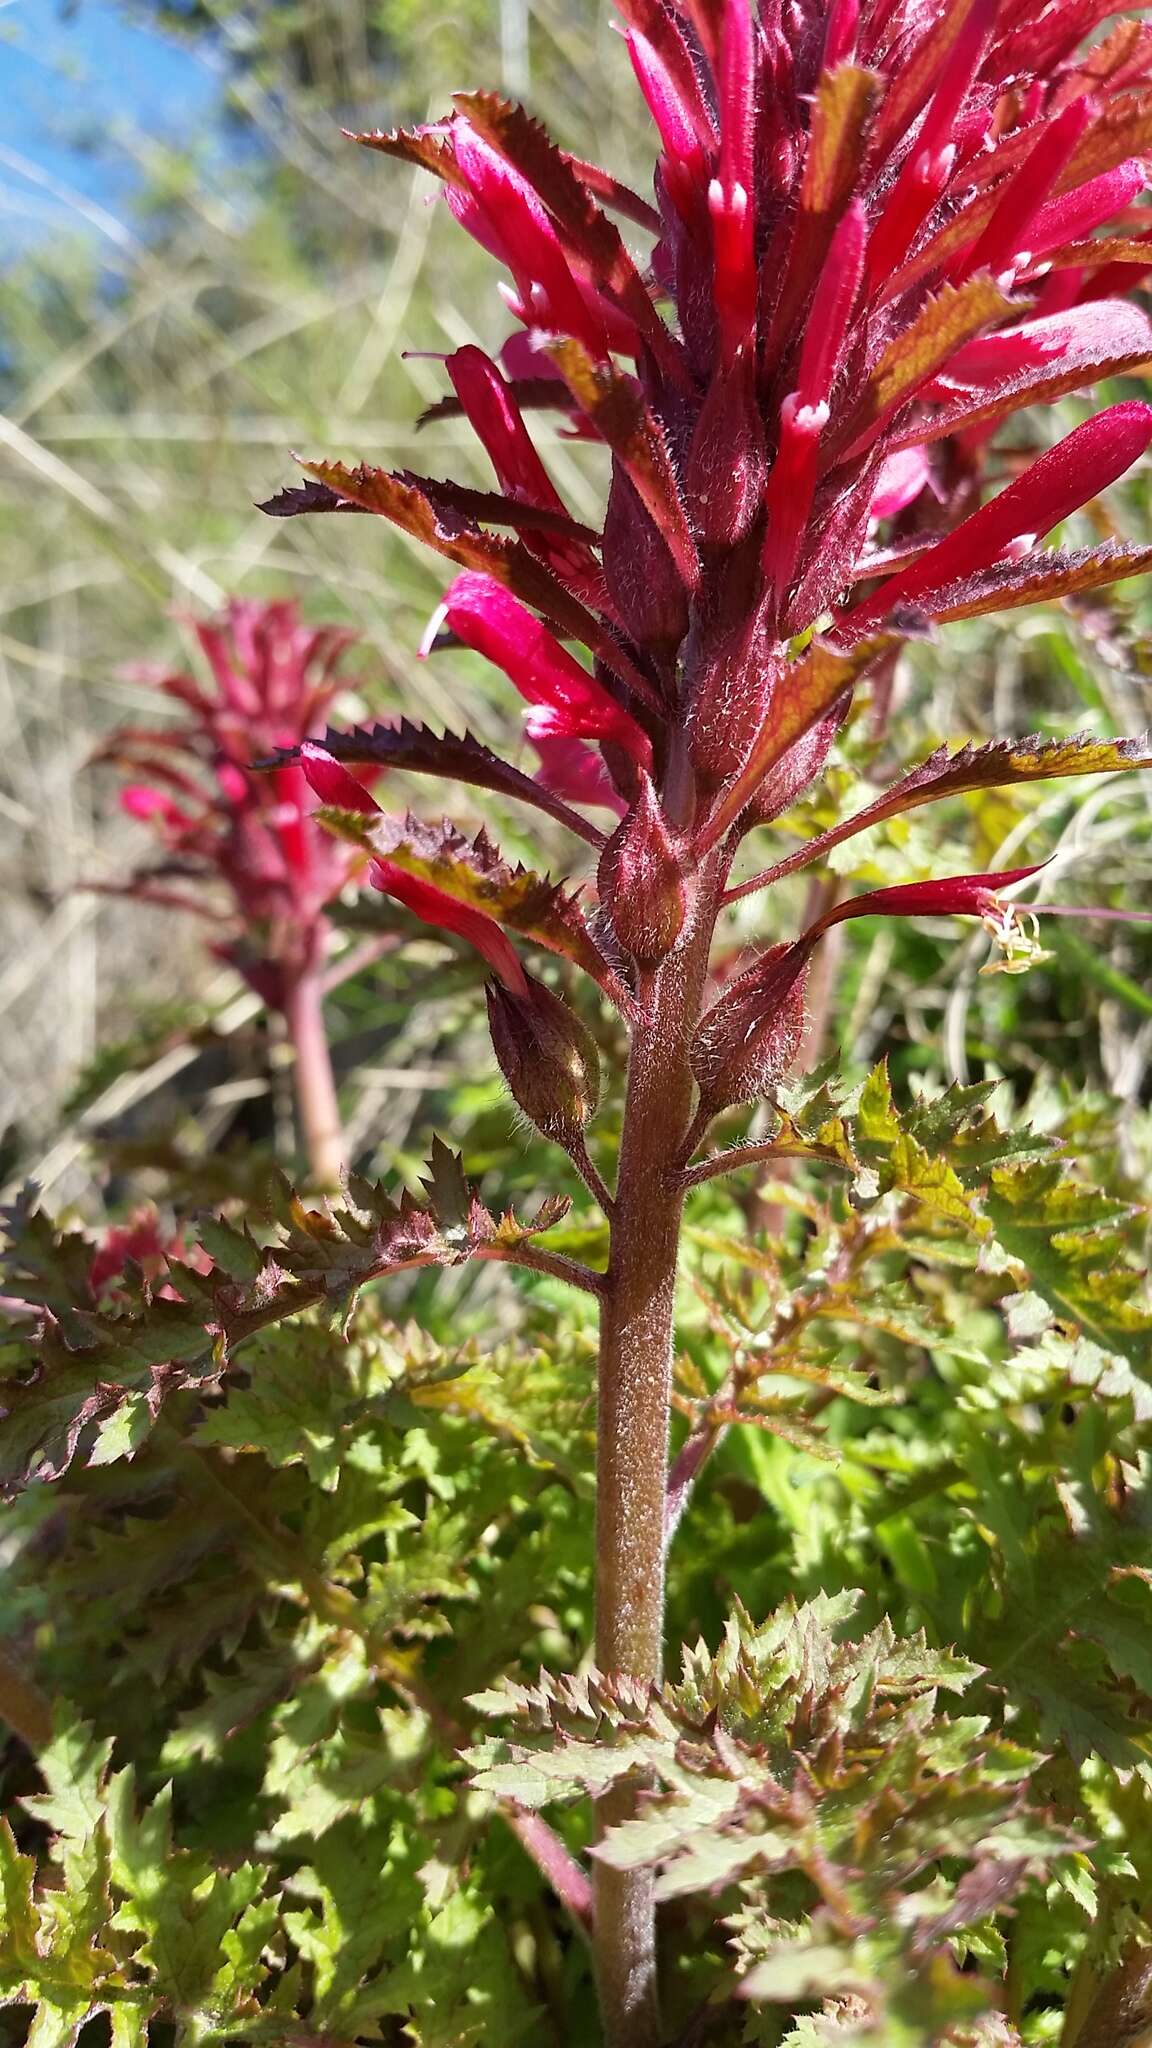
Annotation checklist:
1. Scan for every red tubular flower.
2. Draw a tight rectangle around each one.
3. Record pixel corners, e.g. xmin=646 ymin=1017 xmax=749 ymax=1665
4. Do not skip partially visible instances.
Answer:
xmin=840 ymin=402 xmax=1152 ymax=637
xmin=424 ymin=572 xmax=653 ymax=768
xmin=370 ymin=861 xmax=529 ymax=995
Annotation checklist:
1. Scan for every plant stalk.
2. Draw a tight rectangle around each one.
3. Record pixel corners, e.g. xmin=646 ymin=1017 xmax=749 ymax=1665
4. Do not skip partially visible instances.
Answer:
xmin=283 ymin=965 xmax=345 ymax=1187
xmin=592 ymin=872 xmax=720 ymax=2048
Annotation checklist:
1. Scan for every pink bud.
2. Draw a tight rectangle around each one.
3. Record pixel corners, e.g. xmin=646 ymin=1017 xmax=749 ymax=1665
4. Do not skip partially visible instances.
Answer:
xmin=623 ymin=21 xmax=714 ymax=173
xmin=298 ymin=742 xmax=382 ymax=814
xmin=869 ymin=446 xmax=932 ymax=524
xmin=867 ymin=0 xmax=999 ymax=287
xmin=531 ymin=736 xmax=627 ymax=816
xmin=449 ymin=122 xmax=613 ymax=358
xmin=429 ymin=571 xmax=653 ymax=768
xmin=445 ymin=345 xmax=568 ymax=513
xmin=796 ymin=200 xmax=868 ymax=414
xmin=597 ymin=774 xmax=689 ymax=966
xmin=370 ymin=859 xmax=529 ymax=995
xmin=812 ymin=864 xmax=1045 ymax=933
xmin=822 ymin=0 xmax=859 ymax=66
xmin=691 ymin=941 xmax=811 ymax=1112
xmin=121 ymin=784 xmax=174 ymax=823
xmin=1024 ymin=160 xmax=1148 ymax=266
xmin=762 ymin=393 xmax=829 ymax=608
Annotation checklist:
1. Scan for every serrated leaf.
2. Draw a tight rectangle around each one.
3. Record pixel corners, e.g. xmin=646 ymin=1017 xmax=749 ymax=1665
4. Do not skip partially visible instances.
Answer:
xmin=450 ymin=92 xmax=677 ymax=376
xmin=986 ymin=1161 xmax=1152 ymax=1372
xmin=909 ymin=540 xmax=1152 ymax=626
xmin=543 ymin=338 xmax=699 ymax=590
xmin=285 ymin=459 xmax=648 ymax=700
xmin=773 ymin=732 xmax=1152 ymax=882
xmin=892 ymin=300 xmax=1152 ymax=447
xmin=842 ymin=275 xmax=1013 ymax=449
xmin=321 ymin=807 xmax=613 ymax=988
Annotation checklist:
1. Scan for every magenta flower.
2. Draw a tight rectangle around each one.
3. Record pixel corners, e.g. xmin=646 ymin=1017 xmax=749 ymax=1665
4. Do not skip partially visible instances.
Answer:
xmin=264 ymin=0 xmax=1152 ymax=1029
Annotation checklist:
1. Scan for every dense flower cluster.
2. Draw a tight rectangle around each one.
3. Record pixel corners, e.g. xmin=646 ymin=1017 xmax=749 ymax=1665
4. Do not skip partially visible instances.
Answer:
xmin=102 ymin=601 xmax=367 ymax=1010
xmin=268 ymin=0 xmax=1152 ymax=1118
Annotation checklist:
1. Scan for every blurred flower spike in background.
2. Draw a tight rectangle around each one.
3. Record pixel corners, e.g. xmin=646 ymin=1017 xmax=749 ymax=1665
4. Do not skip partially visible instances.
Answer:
xmin=101 ymin=601 xmax=374 ymax=1182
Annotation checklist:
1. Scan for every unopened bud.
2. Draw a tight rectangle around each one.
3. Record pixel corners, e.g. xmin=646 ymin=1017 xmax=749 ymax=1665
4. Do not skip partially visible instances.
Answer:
xmin=683 ymin=350 xmax=765 ymax=548
xmin=598 ymin=775 xmax=689 ymax=967
xmin=690 ymin=941 xmax=810 ymax=1112
xmin=486 ymin=977 xmax=601 ymax=1145
xmin=684 ymin=608 xmax=783 ymax=792
xmin=602 ymin=468 xmax=690 ymax=658
xmin=745 ymin=699 xmax=848 ymax=829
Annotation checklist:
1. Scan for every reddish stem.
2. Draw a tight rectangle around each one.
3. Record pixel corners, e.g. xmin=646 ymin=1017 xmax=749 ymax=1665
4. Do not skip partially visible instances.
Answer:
xmin=592 ymin=858 xmax=723 ymax=2048
xmin=283 ymin=967 xmax=345 ymax=1187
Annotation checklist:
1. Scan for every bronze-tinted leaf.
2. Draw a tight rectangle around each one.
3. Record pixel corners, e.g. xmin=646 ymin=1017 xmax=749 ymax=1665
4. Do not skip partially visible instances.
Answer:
xmin=1056 ymin=91 xmax=1152 ymax=194
xmin=0 ymin=1157 xmax=574 ymax=1498
xmin=840 ymin=276 xmax=1012 ymax=453
xmin=348 ymin=120 xmax=467 ymax=186
xmin=706 ymin=637 xmax=891 ymax=844
xmin=757 ymin=731 xmax=1152 ymax=888
xmin=771 ymin=67 xmax=880 ymax=343
xmin=327 ymin=805 xmax=613 ymax=988
xmin=544 ymin=340 xmax=700 ymax=592
xmin=912 ymin=539 xmax=1152 ymax=624
xmin=293 ymin=458 xmax=650 ymax=701
xmin=889 ymin=301 xmax=1152 ymax=448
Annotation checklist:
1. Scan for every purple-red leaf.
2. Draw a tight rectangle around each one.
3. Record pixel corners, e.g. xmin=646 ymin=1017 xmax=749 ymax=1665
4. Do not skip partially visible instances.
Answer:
xmin=889 ymin=301 xmax=1152 ymax=449
xmin=282 ymin=718 xmax=607 ymax=850
xmin=291 ymin=457 xmax=652 ymax=703
xmin=903 ymin=539 xmax=1152 ymax=626
xmin=322 ymin=805 xmax=618 ymax=994
xmin=840 ymin=404 xmax=1152 ymax=638
xmin=451 ymin=91 xmax=680 ymax=379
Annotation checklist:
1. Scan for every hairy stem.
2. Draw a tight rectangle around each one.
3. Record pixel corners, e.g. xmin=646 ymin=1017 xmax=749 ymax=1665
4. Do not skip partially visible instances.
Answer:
xmin=593 ymin=868 xmax=721 ymax=2048
xmin=283 ymin=966 xmax=345 ymax=1187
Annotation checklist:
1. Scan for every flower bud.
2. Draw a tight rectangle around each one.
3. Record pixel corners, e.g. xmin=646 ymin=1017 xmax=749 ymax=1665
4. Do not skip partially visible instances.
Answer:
xmin=684 ymin=606 xmax=783 ymax=792
xmin=601 ymin=467 xmax=690 ymax=658
xmin=486 ymin=977 xmax=601 ymax=1146
xmin=744 ymin=699 xmax=848 ymax=829
xmin=683 ymin=350 xmax=765 ymax=548
xmin=597 ymin=774 xmax=689 ymax=966
xmin=690 ymin=940 xmax=810 ymax=1112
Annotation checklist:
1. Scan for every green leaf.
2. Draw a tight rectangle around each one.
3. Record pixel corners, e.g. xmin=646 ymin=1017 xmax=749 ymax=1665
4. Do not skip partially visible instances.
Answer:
xmin=987 ymin=1160 xmax=1152 ymax=1371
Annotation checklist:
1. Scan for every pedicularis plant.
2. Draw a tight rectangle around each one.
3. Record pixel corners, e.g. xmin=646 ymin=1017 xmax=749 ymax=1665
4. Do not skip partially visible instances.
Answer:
xmin=98 ymin=601 xmax=375 ymax=1185
xmin=6 ymin=2 xmax=1152 ymax=2046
